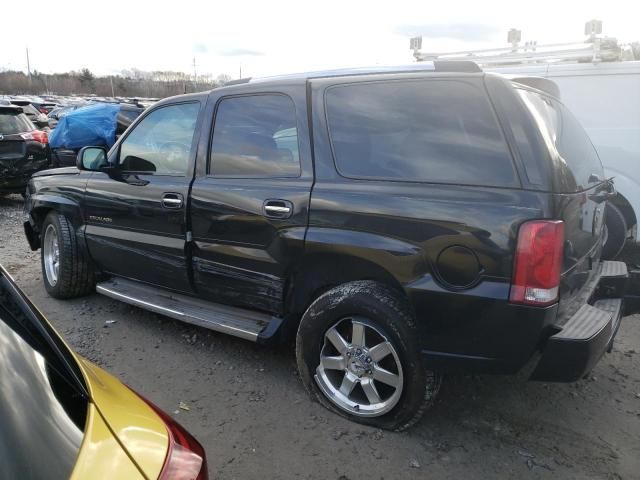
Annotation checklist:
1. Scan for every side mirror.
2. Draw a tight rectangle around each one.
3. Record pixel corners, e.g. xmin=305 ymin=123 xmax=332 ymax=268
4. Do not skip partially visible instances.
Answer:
xmin=77 ymin=146 xmax=108 ymax=171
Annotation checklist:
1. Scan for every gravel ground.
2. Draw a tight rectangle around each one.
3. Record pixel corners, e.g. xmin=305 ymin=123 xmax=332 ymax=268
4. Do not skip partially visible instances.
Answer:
xmin=1 ymin=193 xmax=639 ymax=480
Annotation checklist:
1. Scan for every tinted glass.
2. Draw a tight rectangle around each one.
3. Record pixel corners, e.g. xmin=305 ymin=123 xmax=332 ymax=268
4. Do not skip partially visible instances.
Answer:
xmin=0 ymin=112 xmax=34 ymax=134
xmin=119 ymin=103 xmax=199 ymax=175
xmin=210 ymin=95 xmax=300 ymax=177
xmin=325 ymin=79 xmax=517 ymax=187
xmin=517 ymin=89 xmax=604 ymax=192
xmin=20 ymin=104 xmax=40 ymax=117
xmin=0 ymin=275 xmax=86 ymax=480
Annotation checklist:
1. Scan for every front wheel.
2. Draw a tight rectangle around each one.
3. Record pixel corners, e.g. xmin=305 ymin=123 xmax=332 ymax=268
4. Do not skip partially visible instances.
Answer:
xmin=296 ymin=281 xmax=441 ymax=431
xmin=41 ymin=212 xmax=95 ymax=299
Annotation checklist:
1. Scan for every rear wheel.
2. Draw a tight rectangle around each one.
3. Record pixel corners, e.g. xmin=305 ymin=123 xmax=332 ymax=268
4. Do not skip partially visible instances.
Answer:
xmin=296 ymin=281 xmax=441 ymax=431
xmin=41 ymin=212 xmax=95 ymax=298
xmin=602 ymin=203 xmax=627 ymax=260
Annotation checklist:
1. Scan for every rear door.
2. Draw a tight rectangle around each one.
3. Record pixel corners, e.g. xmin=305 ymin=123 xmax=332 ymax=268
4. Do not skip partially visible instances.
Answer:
xmin=189 ymin=87 xmax=313 ymax=314
xmin=514 ymin=87 xmax=607 ymax=318
xmin=84 ymin=101 xmax=202 ymax=292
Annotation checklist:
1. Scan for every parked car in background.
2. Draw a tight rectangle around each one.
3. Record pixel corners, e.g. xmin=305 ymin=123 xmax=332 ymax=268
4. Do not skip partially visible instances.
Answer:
xmin=117 ymin=103 xmax=145 ymax=134
xmin=9 ymin=99 xmax=49 ymax=129
xmin=47 ymin=104 xmax=84 ymax=129
xmin=0 ymin=104 xmax=49 ymax=195
xmin=35 ymin=102 xmax=58 ymax=115
xmin=24 ymin=62 xmax=631 ymax=430
xmin=49 ymin=102 xmax=144 ymax=167
xmin=0 ymin=264 xmax=208 ymax=479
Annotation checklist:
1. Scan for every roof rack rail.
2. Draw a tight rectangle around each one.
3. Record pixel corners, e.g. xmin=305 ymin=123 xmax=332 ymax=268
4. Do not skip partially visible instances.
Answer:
xmin=433 ymin=60 xmax=482 ymax=73
xmin=410 ymin=20 xmax=629 ymax=67
xmin=247 ymin=61 xmax=481 ymax=84
xmin=415 ymin=40 xmax=621 ymax=66
xmin=223 ymin=78 xmax=252 ymax=86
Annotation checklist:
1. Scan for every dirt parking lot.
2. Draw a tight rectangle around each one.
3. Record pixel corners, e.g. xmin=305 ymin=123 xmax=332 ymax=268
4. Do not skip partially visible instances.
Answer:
xmin=1 ymin=194 xmax=639 ymax=480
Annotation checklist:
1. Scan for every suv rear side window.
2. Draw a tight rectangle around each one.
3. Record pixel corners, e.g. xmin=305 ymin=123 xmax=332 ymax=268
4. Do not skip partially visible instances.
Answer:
xmin=210 ymin=94 xmax=300 ymax=178
xmin=0 ymin=111 xmax=34 ymax=134
xmin=325 ymin=79 xmax=517 ymax=187
xmin=517 ymin=89 xmax=604 ymax=192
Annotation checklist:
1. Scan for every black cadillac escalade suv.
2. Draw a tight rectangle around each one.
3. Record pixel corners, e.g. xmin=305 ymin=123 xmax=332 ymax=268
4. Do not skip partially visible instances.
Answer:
xmin=23 ymin=62 xmax=630 ymax=430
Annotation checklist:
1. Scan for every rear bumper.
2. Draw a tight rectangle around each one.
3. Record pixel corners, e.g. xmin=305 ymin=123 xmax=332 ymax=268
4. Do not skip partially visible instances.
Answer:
xmin=0 ymin=173 xmax=32 ymax=193
xmin=530 ymin=261 xmax=628 ymax=382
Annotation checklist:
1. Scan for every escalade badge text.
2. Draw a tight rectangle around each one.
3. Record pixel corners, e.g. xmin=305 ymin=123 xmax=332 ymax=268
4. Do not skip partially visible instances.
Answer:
xmin=89 ymin=215 xmax=113 ymax=223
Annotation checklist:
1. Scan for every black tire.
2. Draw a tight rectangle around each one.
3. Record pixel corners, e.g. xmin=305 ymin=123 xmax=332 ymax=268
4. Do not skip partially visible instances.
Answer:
xmin=602 ymin=203 xmax=627 ymax=260
xmin=41 ymin=211 xmax=95 ymax=299
xmin=295 ymin=280 xmax=441 ymax=431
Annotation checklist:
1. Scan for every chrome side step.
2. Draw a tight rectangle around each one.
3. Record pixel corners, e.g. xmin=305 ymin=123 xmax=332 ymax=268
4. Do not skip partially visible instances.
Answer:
xmin=96 ymin=277 xmax=281 ymax=342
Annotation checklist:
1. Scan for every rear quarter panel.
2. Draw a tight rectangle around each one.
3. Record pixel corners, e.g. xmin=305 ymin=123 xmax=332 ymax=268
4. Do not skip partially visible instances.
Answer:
xmin=76 ymin=358 xmax=169 ymax=480
xmin=308 ymin=76 xmax=556 ymax=368
xmin=70 ymin=404 xmax=145 ymax=480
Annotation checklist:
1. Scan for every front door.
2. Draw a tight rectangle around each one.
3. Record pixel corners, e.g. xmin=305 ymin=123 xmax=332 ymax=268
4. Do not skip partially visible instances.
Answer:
xmin=189 ymin=90 xmax=313 ymax=314
xmin=84 ymin=101 xmax=202 ymax=292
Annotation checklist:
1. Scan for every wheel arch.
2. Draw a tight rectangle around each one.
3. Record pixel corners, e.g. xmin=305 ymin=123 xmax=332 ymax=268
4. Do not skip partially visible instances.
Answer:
xmin=610 ymin=191 xmax=637 ymax=232
xmin=604 ymin=168 xmax=640 ymax=233
xmin=27 ymin=194 xmax=84 ymax=248
xmin=285 ymin=252 xmax=407 ymax=318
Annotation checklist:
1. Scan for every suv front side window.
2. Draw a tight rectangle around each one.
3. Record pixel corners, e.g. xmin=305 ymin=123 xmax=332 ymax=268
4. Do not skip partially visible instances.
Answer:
xmin=118 ymin=102 xmax=200 ymax=176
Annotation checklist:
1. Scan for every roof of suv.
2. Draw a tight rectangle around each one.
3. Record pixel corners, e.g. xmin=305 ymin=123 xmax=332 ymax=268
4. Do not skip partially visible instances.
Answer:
xmin=226 ymin=60 xmax=482 ymax=86
xmin=156 ymin=61 xmax=483 ymax=107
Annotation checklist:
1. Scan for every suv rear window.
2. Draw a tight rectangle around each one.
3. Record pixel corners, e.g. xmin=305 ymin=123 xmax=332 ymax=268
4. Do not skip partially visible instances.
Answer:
xmin=517 ymin=89 xmax=604 ymax=192
xmin=325 ymin=79 xmax=518 ymax=187
xmin=0 ymin=111 xmax=34 ymax=134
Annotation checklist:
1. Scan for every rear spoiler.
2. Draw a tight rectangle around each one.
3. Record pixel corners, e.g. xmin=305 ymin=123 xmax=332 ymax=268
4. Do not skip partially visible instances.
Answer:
xmin=509 ymin=76 xmax=561 ymax=98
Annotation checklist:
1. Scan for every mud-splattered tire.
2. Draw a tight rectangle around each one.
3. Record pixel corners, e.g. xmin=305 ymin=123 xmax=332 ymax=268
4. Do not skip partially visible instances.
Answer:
xmin=602 ymin=203 xmax=627 ymax=260
xmin=296 ymin=280 xmax=441 ymax=431
xmin=41 ymin=211 xmax=95 ymax=299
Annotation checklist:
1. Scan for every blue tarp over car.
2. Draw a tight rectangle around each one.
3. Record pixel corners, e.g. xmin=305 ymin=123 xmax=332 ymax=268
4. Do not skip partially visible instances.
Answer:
xmin=49 ymin=103 xmax=120 ymax=149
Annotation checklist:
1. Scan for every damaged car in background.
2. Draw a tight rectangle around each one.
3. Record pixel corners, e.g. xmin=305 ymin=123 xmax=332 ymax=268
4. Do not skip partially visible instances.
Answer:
xmin=0 ymin=104 xmax=49 ymax=196
xmin=48 ymin=102 xmax=144 ymax=167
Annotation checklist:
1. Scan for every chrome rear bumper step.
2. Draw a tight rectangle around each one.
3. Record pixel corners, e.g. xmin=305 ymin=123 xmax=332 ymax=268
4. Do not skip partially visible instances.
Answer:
xmin=96 ymin=277 xmax=282 ymax=343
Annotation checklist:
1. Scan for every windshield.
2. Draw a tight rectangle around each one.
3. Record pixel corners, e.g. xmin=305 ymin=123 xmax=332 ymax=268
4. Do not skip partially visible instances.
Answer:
xmin=0 ymin=273 xmax=87 ymax=480
xmin=0 ymin=111 xmax=34 ymax=134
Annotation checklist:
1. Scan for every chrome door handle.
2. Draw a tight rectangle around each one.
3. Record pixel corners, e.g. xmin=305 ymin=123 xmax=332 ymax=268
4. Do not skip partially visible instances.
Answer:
xmin=265 ymin=205 xmax=291 ymax=214
xmin=263 ymin=199 xmax=293 ymax=219
xmin=162 ymin=193 xmax=184 ymax=209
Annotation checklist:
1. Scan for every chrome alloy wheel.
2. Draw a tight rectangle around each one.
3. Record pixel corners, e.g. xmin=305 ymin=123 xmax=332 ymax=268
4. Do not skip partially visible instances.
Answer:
xmin=315 ymin=317 xmax=404 ymax=417
xmin=43 ymin=224 xmax=60 ymax=286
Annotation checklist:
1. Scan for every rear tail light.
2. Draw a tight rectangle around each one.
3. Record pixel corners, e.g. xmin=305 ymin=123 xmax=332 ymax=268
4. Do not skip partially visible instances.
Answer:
xmin=510 ymin=220 xmax=564 ymax=306
xmin=135 ymin=393 xmax=208 ymax=480
xmin=20 ymin=130 xmax=48 ymax=145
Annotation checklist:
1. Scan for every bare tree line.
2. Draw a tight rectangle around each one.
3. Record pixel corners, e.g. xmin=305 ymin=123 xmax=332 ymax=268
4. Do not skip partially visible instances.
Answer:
xmin=0 ymin=68 xmax=233 ymax=98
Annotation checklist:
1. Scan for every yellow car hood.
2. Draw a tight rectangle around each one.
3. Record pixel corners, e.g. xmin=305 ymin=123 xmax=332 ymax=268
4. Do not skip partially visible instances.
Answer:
xmin=71 ymin=357 xmax=169 ymax=480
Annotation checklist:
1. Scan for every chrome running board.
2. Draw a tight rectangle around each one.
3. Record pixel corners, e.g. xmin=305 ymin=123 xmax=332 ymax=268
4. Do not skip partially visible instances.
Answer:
xmin=96 ymin=277 xmax=281 ymax=342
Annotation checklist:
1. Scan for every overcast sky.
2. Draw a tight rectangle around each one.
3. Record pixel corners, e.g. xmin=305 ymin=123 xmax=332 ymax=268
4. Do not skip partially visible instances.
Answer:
xmin=1 ymin=0 xmax=637 ymax=79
